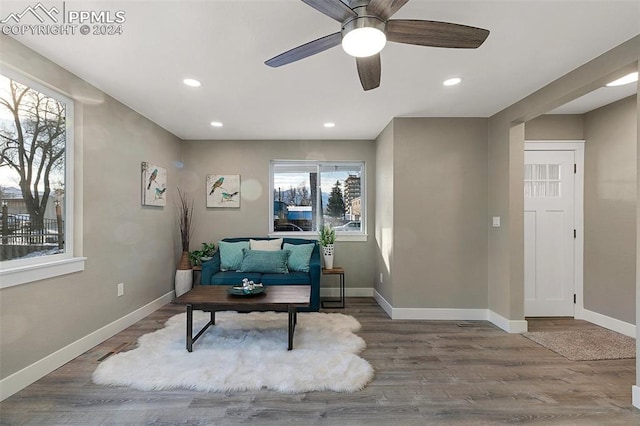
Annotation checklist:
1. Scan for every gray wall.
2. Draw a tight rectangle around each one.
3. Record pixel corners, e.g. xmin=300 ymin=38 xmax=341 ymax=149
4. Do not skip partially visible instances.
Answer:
xmin=525 ymin=115 xmax=584 ymax=140
xmin=180 ymin=139 xmax=376 ymax=290
xmin=372 ymin=118 xmax=488 ymax=309
xmin=374 ymin=122 xmax=394 ymax=302
xmin=0 ymin=37 xmax=182 ymax=379
xmin=391 ymin=118 xmax=488 ymax=308
xmin=636 ymin=65 xmax=640 ymax=386
xmin=584 ymin=96 xmax=637 ymax=324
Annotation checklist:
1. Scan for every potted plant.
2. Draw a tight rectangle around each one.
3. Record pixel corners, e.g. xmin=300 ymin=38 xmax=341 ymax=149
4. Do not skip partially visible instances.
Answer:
xmin=175 ymin=188 xmax=193 ymax=297
xmin=189 ymin=242 xmax=217 ymax=266
xmin=318 ymin=224 xmax=336 ymax=269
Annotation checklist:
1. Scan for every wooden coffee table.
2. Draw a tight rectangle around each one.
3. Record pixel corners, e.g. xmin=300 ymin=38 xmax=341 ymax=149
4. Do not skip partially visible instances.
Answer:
xmin=172 ymin=285 xmax=310 ymax=352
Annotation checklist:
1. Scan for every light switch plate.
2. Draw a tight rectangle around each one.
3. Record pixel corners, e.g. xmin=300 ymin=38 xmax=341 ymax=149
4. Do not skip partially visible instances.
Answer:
xmin=492 ymin=216 xmax=501 ymax=227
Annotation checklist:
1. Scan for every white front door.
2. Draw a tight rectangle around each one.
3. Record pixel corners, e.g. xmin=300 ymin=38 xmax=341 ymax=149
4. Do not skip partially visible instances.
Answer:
xmin=524 ymin=150 xmax=575 ymax=317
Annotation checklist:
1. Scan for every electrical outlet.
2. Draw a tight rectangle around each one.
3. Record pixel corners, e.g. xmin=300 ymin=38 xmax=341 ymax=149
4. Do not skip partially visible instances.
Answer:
xmin=117 ymin=282 xmax=124 ymax=297
xmin=379 ymin=273 xmax=383 ymax=284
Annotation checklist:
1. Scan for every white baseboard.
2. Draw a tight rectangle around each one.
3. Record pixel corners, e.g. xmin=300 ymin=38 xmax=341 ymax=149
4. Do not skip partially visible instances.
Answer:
xmin=633 ymin=385 xmax=640 ymax=409
xmin=581 ymin=308 xmax=636 ymax=338
xmin=373 ymin=289 xmax=393 ymax=318
xmin=320 ymin=287 xmax=373 ymax=298
xmin=372 ymin=290 xmax=526 ymax=333
xmin=0 ymin=290 xmax=174 ymax=402
xmin=487 ymin=310 xmax=528 ymax=333
xmin=392 ymin=307 xmax=487 ymax=321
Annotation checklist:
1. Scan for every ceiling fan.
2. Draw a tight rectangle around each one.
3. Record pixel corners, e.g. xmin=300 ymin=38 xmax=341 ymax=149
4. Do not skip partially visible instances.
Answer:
xmin=265 ymin=0 xmax=490 ymax=91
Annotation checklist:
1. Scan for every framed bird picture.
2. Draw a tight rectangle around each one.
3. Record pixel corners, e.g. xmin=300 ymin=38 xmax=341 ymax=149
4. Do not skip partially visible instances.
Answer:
xmin=141 ymin=162 xmax=167 ymax=207
xmin=206 ymin=174 xmax=240 ymax=208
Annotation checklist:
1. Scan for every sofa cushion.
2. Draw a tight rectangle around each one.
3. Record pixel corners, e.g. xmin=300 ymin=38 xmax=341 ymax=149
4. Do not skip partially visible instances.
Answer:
xmin=261 ymin=272 xmax=310 ymax=285
xmin=283 ymin=242 xmax=315 ymax=272
xmin=238 ymin=249 xmax=290 ymax=274
xmin=250 ymin=238 xmax=283 ymax=251
xmin=218 ymin=240 xmax=250 ymax=271
xmin=209 ymin=271 xmax=263 ymax=285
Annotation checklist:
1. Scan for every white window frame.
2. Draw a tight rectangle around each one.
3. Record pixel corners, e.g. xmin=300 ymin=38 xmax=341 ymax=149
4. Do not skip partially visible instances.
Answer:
xmin=269 ymin=160 xmax=367 ymax=242
xmin=0 ymin=68 xmax=85 ymax=288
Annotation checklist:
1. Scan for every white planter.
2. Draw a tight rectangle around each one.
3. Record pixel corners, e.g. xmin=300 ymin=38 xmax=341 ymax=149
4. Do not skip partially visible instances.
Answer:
xmin=322 ymin=244 xmax=334 ymax=270
xmin=175 ymin=269 xmax=193 ymax=297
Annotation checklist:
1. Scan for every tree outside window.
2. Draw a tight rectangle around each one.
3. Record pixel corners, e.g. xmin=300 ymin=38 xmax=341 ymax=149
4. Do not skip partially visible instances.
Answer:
xmin=327 ymin=180 xmax=345 ymax=219
xmin=0 ymin=74 xmax=68 ymax=261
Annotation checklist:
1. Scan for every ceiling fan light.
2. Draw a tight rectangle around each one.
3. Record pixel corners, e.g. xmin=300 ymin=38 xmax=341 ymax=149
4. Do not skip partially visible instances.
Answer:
xmin=606 ymin=72 xmax=638 ymax=87
xmin=342 ymin=27 xmax=386 ymax=58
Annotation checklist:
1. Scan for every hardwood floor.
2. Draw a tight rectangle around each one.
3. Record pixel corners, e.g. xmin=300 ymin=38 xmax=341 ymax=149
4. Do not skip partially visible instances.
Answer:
xmin=2 ymin=298 xmax=639 ymax=425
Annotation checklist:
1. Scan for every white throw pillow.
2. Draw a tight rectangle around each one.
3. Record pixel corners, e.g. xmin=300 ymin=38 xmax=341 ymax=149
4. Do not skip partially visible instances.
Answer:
xmin=249 ymin=238 xmax=283 ymax=251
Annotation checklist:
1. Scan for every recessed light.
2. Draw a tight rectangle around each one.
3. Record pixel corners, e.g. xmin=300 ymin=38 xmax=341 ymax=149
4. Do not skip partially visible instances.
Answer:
xmin=183 ymin=78 xmax=201 ymax=87
xmin=323 ymin=122 xmax=335 ymax=128
xmin=210 ymin=121 xmax=223 ymax=127
xmin=443 ymin=77 xmax=462 ymax=86
xmin=606 ymin=72 xmax=638 ymax=87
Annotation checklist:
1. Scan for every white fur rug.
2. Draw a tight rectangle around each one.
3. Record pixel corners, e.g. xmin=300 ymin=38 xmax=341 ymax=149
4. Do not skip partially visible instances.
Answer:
xmin=92 ymin=311 xmax=374 ymax=393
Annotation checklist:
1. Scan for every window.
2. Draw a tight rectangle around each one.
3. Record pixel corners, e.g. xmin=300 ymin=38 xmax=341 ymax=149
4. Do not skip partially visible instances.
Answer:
xmin=524 ymin=164 xmax=561 ymax=198
xmin=0 ymin=70 xmax=83 ymax=288
xmin=270 ymin=161 xmax=365 ymax=238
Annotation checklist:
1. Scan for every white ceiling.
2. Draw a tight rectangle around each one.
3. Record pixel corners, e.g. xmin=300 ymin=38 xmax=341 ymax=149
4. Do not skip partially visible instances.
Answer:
xmin=548 ymin=82 xmax=638 ymax=115
xmin=4 ymin=0 xmax=640 ymax=140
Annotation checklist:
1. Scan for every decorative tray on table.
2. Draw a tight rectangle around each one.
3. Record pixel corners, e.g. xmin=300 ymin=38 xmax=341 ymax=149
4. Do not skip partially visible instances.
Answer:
xmin=227 ymin=281 xmax=266 ymax=297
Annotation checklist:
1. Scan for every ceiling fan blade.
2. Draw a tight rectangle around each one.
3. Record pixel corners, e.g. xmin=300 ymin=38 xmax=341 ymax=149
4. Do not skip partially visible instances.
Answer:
xmin=386 ymin=19 xmax=490 ymax=48
xmin=265 ymin=32 xmax=342 ymax=68
xmin=356 ymin=54 xmax=381 ymax=91
xmin=301 ymin=0 xmax=357 ymax=22
xmin=367 ymin=0 xmax=409 ymax=20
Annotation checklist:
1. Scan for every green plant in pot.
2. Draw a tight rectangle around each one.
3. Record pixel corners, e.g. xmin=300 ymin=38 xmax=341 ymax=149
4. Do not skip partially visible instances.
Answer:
xmin=318 ymin=225 xmax=336 ymax=269
xmin=189 ymin=242 xmax=217 ymax=266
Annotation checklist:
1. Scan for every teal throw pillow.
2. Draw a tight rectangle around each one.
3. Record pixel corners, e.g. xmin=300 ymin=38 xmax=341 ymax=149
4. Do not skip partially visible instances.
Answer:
xmin=238 ymin=249 xmax=290 ymax=274
xmin=218 ymin=240 xmax=250 ymax=271
xmin=284 ymin=243 xmax=315 ymax=272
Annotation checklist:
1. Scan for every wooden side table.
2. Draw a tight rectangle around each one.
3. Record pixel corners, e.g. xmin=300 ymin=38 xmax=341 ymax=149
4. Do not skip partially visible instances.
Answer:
xmin=321 ymin=267 xmax=345 ymax=309
xmin=192 ymin=265 xmax=202 ymax=287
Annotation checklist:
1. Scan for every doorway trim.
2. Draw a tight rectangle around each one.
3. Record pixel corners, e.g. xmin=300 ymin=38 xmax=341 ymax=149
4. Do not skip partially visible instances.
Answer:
xmin=524 ymin=140 xmax=585 ymax=319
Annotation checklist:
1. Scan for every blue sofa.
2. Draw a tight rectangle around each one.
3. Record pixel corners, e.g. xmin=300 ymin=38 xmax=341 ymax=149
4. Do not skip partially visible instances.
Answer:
xmin=200 ymin=237 xmax=321 ymax=311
